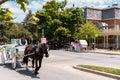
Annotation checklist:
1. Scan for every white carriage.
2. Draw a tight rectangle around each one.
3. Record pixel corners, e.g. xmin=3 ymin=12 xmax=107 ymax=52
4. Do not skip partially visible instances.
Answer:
xmin=70 ymin=40 xmax=88 ymax=52
xmin=1 ymin=39 xmax=27 ymax=69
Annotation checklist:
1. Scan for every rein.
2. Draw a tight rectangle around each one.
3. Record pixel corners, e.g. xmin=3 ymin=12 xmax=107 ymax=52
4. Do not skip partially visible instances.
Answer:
xmin=24 ymin=43 xmax=46 ymax=57
xmin=24 ymin=52 xmax=35 ymax=57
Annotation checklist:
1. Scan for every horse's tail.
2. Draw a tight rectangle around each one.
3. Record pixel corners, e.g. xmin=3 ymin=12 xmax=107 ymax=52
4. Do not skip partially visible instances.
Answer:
xmin=24 ymin=46 xmax=27 ymax=55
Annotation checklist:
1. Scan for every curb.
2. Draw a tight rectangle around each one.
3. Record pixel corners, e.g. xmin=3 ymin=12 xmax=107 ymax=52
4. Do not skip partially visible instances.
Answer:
xmin=73 ymin=66 xmax=120 ymax=80
xmin=89 ymin=51 xmax=120 ymax=55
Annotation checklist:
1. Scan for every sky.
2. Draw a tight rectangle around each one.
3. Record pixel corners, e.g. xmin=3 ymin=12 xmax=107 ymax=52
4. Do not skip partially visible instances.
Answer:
xmin=1 ymin=0 xmax=120 ymax=23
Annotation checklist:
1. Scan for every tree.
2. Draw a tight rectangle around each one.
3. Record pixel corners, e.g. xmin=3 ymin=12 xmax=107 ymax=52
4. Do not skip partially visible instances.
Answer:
xmin=0 ymin=8 xmax=13 ymax=43
xmin=23 ymin=10 xmax=33 ymax=24
xmin=35 ymin=0 xmax=65 ymax=40
xmin=60 ymin=7 xmax=84 ymax=38
xmin=54 ymin=26 xmax=70 ymax=40
xmin=23 ymin=10 xmax=39 ymax=39
xmin=0 ymin=0 xmax=29 ymax=12
xmin=35 ymin=0 xmax=84 ymax=43
xmin=0 ymin=0 xmax=29 ymax=43
xmin=6 ymin=23 xmax=31 ymax=39
xmin=75 ymin=21 xmax=102 ymax=41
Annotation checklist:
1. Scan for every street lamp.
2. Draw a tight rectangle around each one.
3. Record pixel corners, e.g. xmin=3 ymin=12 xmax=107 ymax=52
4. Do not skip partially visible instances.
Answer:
xmin=86 ymin=34 xmax=88 ymax=40
xmin=42 ymin=28 xmax=44 ymax=38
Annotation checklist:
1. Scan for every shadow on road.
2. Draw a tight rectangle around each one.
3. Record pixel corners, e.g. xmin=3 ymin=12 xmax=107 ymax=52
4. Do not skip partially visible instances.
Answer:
xmin=0 ymin=63 xmax=40 ymax=78
xmin=0 ymin=63 xmax=15 ymax=70
xmin=0 ymin=62 xmax=23 ymax=70
xmin=16 ymin=69 xmax=40 ymax=78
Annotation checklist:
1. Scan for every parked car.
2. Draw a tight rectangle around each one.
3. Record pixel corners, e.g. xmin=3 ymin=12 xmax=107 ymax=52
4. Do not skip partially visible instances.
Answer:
xmin=48 ymin=40 xmax=60 ymax=50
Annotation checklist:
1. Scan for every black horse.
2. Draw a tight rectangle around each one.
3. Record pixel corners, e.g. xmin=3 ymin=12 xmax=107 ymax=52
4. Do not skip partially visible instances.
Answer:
xmin=22 ymin=43 xmax=49 ymax=75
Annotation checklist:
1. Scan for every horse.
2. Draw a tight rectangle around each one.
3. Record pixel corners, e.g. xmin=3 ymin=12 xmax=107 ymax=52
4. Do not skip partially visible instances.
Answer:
xmin=22 ymin=43 xmax=49 ymax=75
xmin=22 ymin=44 xmax=36 ymax=69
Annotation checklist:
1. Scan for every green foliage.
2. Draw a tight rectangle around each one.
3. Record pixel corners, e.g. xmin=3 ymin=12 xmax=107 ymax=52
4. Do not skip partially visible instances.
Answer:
xmin=0 ymin=8 xmax=12 ymax=21
xmin=35 ymin=0 xmax=65 ymax=40
xmin=75 ymin=21 xmax=102 ymax=40
xmin=43 ymin=0 xmax=60 ymax=13
xmin=60 ymin=7 xmax=84 ymax=37
xmin=78 ymin=65 xmax=120 ymax=75
xmin=0 ymin=8 xmax=13 ymax=43
xmin=23 ymin=10 xmax=39 ymax=39
xmin=6 ymin=23 xmax=31 ymax=39
xmin=0 ymin=0 xmax=29 ymax=43
xmin=16 ymin=0 xmax=29 ymax=12
xmin=54 ymin=26 xmax=70 ymax=38
xmin=59 ymin=0 xmax=67 ymax=10
xmin=23 ymin=10 xmax=33 ymax=24
xmin=0 ymin=0 xmax=29 ymax=12
xmin=35 ymin=0 xmax=83 ymax=41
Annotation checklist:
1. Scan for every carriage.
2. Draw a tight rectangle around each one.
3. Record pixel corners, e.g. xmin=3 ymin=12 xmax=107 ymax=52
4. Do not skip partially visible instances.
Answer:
xmin=1 ymin=39 xmax=27 ymax=69
xmin=0 ymin=38 xmax=49 ymax=75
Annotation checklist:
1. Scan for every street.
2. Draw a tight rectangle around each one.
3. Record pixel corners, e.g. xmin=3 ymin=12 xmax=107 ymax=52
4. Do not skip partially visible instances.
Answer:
xmin=0 ymin=50 xmax=120 ymax=80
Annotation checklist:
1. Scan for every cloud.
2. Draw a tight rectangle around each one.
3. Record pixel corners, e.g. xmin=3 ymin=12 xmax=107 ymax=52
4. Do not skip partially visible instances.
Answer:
xmin=1 ymin=1 xmax=26 ymax=22
xmin=66 ymin=0 xmax=113 ymax=8
xmin=26 ymin=1 xmax=43 ymax=12
xmin=1 ymin=0 xmax=117 ymax=23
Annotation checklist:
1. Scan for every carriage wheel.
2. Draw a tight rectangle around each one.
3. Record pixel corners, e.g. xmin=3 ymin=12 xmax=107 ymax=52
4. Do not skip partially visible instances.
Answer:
xmin=12 ymin=56 xmax=16 ymax=69
xmin=1 ymin=53 xmax=5 ymax=64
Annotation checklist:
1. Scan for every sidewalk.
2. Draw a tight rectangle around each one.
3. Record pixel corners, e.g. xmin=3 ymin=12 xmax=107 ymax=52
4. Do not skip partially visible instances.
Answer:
xmin=89 ymin=48 xmax=120 ymax=55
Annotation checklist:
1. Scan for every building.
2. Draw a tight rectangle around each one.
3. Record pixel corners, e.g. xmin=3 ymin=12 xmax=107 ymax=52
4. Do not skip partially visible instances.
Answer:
xmin=83 ymin=4 xmax=120 ymax=49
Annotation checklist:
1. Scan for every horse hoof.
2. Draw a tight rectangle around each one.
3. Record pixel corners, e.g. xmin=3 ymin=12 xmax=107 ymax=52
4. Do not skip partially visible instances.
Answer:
xmin=35 ymin=72 xmax=39 ymax=75
xmin=26 ymin=68 xmax=28 ymax=70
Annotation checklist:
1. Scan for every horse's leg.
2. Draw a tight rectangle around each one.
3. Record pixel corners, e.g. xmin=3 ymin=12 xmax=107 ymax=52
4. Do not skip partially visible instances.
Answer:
xmin=34 ymin=56 xmax=43 ymax=75
xmin=23 ymin=47 xmax=29 ymax=70
xmin=34 ymin=58 xmax=38 ymax=74
xmin=26 ymin=57 xmax=29 ymax=70
xmin=32 ymin=57 xmax=34 ymax=68
xmin=38 ymin=57 xmax=43 ymax=70
xmin=23 ymin=56 xmax=29 ymax=70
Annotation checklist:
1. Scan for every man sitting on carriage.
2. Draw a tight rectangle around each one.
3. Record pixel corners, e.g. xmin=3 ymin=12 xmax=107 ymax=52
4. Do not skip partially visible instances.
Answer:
xmin=19 ymin=36 xmax=28 ymax=46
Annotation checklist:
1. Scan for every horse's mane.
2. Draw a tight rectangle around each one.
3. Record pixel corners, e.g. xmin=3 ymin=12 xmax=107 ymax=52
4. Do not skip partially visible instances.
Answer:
xmin=39 ymin=43 xmax=47 ymax=50
xmin=24 ymin=43 xmax=48 ymax=55
xmin=25 ymin=44 xmax=36 ymax=53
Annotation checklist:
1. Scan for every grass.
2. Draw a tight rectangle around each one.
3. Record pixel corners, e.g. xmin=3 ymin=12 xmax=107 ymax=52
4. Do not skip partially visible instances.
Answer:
xmin=78 ymin=65 xmax=120 ymax=76
xmin=110 ymin=50 xmax=120 ymax=52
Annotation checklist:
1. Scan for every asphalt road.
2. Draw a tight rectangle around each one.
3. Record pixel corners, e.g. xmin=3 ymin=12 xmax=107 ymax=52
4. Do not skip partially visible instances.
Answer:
xmin=0 ymin=50 xmax=119 ymax=80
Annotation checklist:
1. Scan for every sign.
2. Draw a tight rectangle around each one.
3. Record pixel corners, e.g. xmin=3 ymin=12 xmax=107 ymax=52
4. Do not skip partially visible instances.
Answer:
xmin=41 ymin=38 xmax=46 ymax=43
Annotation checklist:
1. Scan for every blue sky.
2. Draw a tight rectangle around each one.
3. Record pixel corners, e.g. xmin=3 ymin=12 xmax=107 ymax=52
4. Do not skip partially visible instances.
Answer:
xmin=1 ymin=0 xmax=120 ymax=23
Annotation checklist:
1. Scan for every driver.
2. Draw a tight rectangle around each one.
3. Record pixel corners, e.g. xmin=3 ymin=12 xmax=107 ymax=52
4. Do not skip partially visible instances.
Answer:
xmin=19 ymin=36 xmax=28 ymax=46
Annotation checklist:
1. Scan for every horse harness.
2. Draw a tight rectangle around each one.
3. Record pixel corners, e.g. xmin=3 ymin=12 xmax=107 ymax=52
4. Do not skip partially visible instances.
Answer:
xmin=24 ymin=44 xmax=45 ymax=57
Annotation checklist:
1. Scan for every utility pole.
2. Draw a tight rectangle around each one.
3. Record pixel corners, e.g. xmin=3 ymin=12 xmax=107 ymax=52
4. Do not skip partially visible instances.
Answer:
xmin=42 ymin=28 xmax=44 ymax=38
